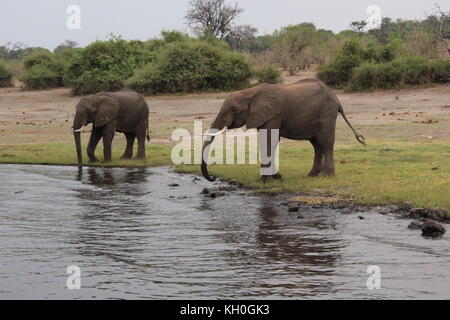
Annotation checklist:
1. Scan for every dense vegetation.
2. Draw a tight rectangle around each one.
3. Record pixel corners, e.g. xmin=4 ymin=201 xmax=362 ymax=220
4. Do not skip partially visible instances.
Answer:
xmin=64 ymin=37 xmax=157 ymax=94
xmin=20 ymin=52 xmax=65 ymax=89
xmin=317 ymin=38 xmax=450 ymax=91
xmin=0 ymin=64 xmax=12 ymax=87
xmin=126 ymin=39 xmax=252 ymax=94
xmin=1 ymin=4 xmax=449 ymax=93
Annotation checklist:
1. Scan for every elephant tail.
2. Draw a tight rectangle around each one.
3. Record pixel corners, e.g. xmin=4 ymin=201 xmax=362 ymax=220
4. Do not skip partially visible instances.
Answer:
xmin=146 ymin=121 xmax=150 ymax=142
xmin=338 ymin=105 xmax=366 ymax=146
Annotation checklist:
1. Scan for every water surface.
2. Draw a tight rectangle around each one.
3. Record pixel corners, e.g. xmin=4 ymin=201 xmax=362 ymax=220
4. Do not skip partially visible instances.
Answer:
xmin=0 ymin=164 xmax=449 ymax=299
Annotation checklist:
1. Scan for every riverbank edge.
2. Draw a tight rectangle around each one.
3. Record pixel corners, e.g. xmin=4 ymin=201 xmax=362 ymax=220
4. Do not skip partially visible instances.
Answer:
xmin=2 ymin=160 xmax=449 ymax=221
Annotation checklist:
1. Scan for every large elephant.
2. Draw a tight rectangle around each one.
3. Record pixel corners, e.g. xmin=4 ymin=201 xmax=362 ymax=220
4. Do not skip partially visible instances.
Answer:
xmin=201 ymin=79 xmax=365 ymax=182
xmin=73 ymin=89 xmax=150 ymax=170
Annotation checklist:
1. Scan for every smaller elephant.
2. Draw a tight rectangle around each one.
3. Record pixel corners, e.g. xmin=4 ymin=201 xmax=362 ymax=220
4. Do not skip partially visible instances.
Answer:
xmin=73 ymin=89 xmax=150 ymax=169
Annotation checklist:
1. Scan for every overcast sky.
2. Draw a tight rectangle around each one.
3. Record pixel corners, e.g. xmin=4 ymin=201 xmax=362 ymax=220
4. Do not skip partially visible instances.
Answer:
xmin=0 ymin=0 xmax=447 ymax=50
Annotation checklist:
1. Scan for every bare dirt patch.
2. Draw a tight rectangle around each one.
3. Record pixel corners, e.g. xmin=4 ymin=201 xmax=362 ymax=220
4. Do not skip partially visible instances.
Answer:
xmin=1 ymin=75 xmax=449 ymax=147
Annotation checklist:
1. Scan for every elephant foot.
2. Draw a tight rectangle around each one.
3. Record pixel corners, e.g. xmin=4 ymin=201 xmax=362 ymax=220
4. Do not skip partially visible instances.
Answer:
xmin=308 ymin=170 xmax=320 ymax=177
xmin=261 ymin=173 xmax=282 ymax=183
xmin=88 ymin=157 xmax=99 ymax=163
xmin=134 ymin=155 xmax=145 ymax=160
xmin=321 ymin=170 xmax=335 ymax=177
xmin=121 ymin=154 xmax=132 ymax=160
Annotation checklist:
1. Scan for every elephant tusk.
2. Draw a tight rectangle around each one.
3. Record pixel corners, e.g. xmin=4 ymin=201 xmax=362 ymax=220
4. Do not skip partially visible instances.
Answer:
xmin=73 ymin=128 xmax=83 ymax=132
xmin=203 ymin=128 xmax=226 ymax=137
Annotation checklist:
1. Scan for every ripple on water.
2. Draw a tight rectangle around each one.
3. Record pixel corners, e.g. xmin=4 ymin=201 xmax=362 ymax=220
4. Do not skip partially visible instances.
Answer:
xmin=0 ymin=164 xmax=449 ymax=299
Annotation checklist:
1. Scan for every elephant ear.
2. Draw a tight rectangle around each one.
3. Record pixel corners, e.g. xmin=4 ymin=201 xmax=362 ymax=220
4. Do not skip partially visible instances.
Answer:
xmin=246 ymin=86 xmax=282 ymax=129
xmin=94 ymin=95 xmax=120 ymax=128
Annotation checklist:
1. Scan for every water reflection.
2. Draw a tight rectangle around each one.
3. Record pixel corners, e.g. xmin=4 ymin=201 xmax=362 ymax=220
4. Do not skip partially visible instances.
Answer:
xmin=71 ymin=167 xmax=151 ymax=269
xmin=1 ymin=164 xmax=449 ymax=299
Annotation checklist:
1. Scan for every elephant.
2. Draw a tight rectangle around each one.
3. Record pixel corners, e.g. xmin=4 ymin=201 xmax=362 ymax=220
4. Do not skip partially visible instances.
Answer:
xmin=73 ymin=89 xmax=150 ymax=170
xmin=201 ymin=78 xmax=365 ymax=182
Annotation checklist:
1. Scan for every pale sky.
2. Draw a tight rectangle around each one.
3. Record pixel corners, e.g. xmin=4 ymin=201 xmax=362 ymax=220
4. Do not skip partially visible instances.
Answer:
xmin=0 ymin=0 xmax=447 ymax=50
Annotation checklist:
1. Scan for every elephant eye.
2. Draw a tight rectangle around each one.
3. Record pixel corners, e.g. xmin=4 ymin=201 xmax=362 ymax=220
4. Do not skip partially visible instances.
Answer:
xmin=230 ymin=106 xmax=238 ymax=113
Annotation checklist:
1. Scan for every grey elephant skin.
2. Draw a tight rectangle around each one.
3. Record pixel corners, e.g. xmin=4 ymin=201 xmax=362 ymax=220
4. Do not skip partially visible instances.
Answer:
xmin=73 ymin=89 xmax=150 ymax=169
xmin=201 ymin=78 xmax=365 ymax=182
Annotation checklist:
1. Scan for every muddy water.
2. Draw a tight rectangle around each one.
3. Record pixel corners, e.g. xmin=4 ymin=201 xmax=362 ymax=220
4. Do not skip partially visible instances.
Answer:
xmin=0 ymin=164 xmax=449 ymax=299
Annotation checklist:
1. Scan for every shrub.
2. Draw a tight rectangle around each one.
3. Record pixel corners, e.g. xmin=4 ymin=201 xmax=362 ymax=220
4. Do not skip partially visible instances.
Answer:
xmin=318 ymin=38 xmax=398 ymax=87
xmin=429 ymin=59 xmax=450 ymax=82
xmin=23 ymin=53 xmax=55 ymax=70
xmin=349 ymin=57 xmax=449 ymax=91
xmin=21 ymin=64 xmax=61 ymax=89
xmin=348 ymin=62 xmax=379 ymax=91
xmin=318 ymin=39 xmax=363 ymax=86
xmin=65 ymin=38 xmax=158 ymax=95
xmin=254 ymin=66 xmax=282 ymax=84
xmin=391 ymin=56 xmax=431 ymax=85
xmin=21 ymin=53 xmax=64 ymax=89
xmin=126 ymin=41 xmax=252 ymax=94
xmin=0 ymin=64 xmax=12 ymax=87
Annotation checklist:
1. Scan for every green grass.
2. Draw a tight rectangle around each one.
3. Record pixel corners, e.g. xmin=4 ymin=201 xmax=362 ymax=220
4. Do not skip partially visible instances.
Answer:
xmin=0 ymin=142 xmax=172 ymax=167
xmin=177 ymin=139 xmax=450 ymax=212
xmin=1 ymin=139 xmax=449 ymax=213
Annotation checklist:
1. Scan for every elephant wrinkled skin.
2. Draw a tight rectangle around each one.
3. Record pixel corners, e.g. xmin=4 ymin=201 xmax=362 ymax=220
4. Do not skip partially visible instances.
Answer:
xmin=201 ymin=78 xmax=366 ymax=182
xmin=73 ymin=89 xmax=150 ymax=170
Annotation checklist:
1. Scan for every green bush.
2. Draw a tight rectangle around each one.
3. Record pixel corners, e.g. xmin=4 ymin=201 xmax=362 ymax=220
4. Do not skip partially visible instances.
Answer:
xmin=428 ymin=59 xmax=450 ymax=82
xmin=65 ymin=38 xmax=158 ymax=95
xmin=0 ymin=64 xmax=12 ymax=87
xmin=391 ymin=56 xmax=431 ymax=85
xmin=318 ymin=39 xmax=398 ymax=87
xmin=318 ymin=39 xmax=363 ymax=86
xmin=23 ymin=53 xmax=54 ymax=70
xmin=348 ymin=62 xmax=379 ymax=91
xmin=349 ymin=57 xmax=449 ymax=91
xmin=254 ymin=66 xmax=282 ymax=84
xmin=126 ymin=41 xmax=252 ymax=94
xmin=21 ymin=53 xmax=64 ymax=89
xmin=21 ymin=64 xmax=62 ymax=89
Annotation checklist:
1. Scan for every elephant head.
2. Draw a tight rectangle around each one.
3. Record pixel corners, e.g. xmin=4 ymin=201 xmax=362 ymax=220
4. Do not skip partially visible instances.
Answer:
xmin=201 ymin=85 xmax=282 ymax=181
xmin=73 ymin=94 xmax=119 ymax=170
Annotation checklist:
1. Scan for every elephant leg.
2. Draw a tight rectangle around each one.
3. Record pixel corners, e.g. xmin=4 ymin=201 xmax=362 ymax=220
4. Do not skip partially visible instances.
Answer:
xmin=308 ymin=138 xmax=324 ymax=177
xmin=315 ymin=123 xmax=336 ymax=176
xmin=322 ymin=147 xmax=335 ymax=176
xmin=121 ymin=132 xmax=135 ymax=159
xmin=134 ymin=123 xmax=146 ymax=160
xmin=87 ymin=127 xmax=102 ymax=162
xmin=102 ymin=122 xmax=116 ymax=162
xmin=259 ymin=124 xmax=281 ymax=181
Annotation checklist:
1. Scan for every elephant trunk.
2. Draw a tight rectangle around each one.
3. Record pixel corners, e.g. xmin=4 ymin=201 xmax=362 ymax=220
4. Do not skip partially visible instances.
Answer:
xmin=73 ymin=111 xmax=86 ymax=171
xmin=201 ymin=114 xmax=225 ymax=182
xmin=74 ymin=130 xmax=82 ymax=171
xmin=201 ymin=137 xmax=216 ymax=182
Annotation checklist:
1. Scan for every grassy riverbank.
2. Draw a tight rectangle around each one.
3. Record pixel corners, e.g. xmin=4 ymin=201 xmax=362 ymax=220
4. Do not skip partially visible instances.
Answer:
xmin=177 ymin=138 xmax=450 ymax=212
xmin=0 ymin=143 xmax=172 ymax=167
xmin=1 ymin=139 xmax=449 ymax=212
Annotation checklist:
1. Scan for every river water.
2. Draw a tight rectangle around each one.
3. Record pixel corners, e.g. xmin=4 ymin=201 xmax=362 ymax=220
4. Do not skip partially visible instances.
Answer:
xmin=0 ymin=164 xmax=449 ymax=299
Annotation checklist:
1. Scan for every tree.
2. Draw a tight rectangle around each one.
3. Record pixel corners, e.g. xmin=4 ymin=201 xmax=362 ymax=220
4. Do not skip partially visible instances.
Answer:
xmin=350 ymin=20 xmax=368 ymax=34
xmin=272 ymin=23 xmax=318 ymax=74
xmin=433 ymin=3 xmax=450 ymax=41
xmin=54 ymin=40 xmax=79 ymax=54
xmin=434 ymin=3 xmax=450 ymax=57
xmin=226 ymin=24 xmax=258 ymax=50
xmin=1 ymin=42 xmax=27 ymax=59
xmin=185 ymin=0 xmax=243 ymax=39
